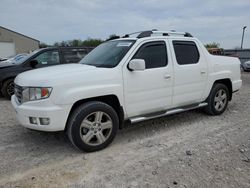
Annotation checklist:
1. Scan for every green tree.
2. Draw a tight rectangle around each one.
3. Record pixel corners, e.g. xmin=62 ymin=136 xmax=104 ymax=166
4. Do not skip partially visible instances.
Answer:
xmin=53 ymin=42 xmax=60 ymax=47
xmin=67 ymin=39 xmax=82 ymax=47
xmin=60 ymin=41 xmax=67 ymax=47
xmin=81 ymin=38 xmax=103 ymax=47
xmin=205 ymin=42 xmax=220 ymax=48
xmin=39 ymin=42 xmax=49 ymax=48
xmin=52 ymin=38 xmax=103 ymax=47
xmin=106 ymin=34 xmax=120 ymax=41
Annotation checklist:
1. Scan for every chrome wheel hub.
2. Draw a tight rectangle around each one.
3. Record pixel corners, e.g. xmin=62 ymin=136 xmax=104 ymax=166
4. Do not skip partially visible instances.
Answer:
xmin=80 ymin=111 xmax=113 ymax=146
xmin=214 ymin=89 xmax=227 ymax=111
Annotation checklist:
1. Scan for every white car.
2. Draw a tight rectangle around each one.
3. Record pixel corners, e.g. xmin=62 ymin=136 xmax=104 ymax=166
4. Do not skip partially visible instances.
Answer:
xmin=1 ymin=54 xmax=28 ymax=64
xmin=11 ymin=30 xmax=242 ymax=152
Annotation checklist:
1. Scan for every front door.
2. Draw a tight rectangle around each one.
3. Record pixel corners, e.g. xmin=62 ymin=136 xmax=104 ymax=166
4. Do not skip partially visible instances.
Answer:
xmin=123 ymin=40 xmax=173 ymax=118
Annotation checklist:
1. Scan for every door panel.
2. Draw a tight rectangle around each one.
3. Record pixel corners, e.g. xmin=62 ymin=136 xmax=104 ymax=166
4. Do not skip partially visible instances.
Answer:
xmin=170 ymin=39 xmax=208 ymax=107
xmin=123 ymin=40 xmax=173 ymax=117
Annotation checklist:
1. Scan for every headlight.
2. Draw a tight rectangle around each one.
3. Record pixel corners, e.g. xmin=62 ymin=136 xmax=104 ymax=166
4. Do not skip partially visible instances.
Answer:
xmin=22 ymin=87 xmax=52 ymax=103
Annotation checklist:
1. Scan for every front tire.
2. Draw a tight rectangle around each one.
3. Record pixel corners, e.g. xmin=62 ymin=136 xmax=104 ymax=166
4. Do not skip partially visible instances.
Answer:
xmin=67 ymin=101 xmax=119 ymax=152
xmin=205 ymin=83 xmax=229 ymax=115
xmin=1 ymin=79 xmax=15 ymax=100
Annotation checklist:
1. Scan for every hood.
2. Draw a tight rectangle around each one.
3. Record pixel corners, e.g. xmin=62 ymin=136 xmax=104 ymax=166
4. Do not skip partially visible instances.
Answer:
xmin=0 ymin=61 xmax=18 ymax=68
xmin=15 ymin=63 xmax=110 ymax=87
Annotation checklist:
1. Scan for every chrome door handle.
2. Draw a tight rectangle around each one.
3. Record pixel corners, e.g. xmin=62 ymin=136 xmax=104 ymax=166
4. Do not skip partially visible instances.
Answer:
xmin=164 ymin=75 xmax=171 ymax=79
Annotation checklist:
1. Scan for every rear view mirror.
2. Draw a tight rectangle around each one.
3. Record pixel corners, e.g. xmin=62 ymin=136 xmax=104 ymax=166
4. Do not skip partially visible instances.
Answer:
xmin=29 ymin=59 xmax=38 ymax=68
xmin=128 ymin=59 xmax=146 ymax=71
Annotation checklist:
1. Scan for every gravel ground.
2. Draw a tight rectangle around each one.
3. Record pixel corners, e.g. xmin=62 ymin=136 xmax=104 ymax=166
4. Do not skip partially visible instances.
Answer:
xmin=0 ymin=73 xmax=250 ymax=188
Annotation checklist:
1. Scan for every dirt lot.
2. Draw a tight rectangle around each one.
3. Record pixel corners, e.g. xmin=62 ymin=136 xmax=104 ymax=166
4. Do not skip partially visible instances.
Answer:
xmin=0 ymin=73 xmax=250 ymax=188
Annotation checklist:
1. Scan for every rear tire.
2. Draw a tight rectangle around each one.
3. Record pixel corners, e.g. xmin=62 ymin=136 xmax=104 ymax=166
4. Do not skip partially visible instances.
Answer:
xmin=1 ymin=79 xmax=14 ymax=100
xmin=204 ymin=83 xmax=229 ymax=115
xmin=67 ymin=101 xmax=119 ymax=152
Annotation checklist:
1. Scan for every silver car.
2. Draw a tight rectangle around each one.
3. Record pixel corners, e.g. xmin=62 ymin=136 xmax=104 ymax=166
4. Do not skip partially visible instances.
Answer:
xmin=242 ymin=60 xmax=250 ymax=71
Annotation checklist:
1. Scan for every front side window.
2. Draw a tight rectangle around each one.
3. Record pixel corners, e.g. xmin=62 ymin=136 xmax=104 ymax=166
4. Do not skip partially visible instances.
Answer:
xmin=33 ymin=50 xmax=60 ymax=65
xmin=132 ymin=41 xmax=167 ymax=69
xmin=80 ymin=40 xmax=135 ymax=68
xmin=173 ymin=41 xmax=200 ymax=65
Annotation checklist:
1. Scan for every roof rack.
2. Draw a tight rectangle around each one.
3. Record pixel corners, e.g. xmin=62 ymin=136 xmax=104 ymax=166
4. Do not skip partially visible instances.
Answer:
xmin=123 ymin=29 xmax=193 ymax=39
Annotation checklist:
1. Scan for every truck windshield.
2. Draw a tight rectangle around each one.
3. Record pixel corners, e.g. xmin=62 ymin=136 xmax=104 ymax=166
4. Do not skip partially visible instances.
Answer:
xmin=80 ymin=40 xmax=135 ymax=68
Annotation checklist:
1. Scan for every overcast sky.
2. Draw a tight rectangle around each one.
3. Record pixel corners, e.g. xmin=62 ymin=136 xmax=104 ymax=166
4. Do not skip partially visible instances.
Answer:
xmin=0 ymin=0 xmax=249 ymax=48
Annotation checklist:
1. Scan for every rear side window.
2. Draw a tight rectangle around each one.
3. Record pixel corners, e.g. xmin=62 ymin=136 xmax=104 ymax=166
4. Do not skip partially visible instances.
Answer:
xmin=62 ymin=49 xmax=88 ymax=63
xmin=133 ymin=41 xmax=167 ymax=69
xmin=173 ymin=41 xmax=200 ymax=65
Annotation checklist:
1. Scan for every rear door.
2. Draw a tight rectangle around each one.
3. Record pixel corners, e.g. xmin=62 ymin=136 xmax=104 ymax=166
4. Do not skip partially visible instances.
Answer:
xmin=170 ymin=39 xmax=208 ymax=107
xmin=123 ymin=40 xmax=174 ymax=117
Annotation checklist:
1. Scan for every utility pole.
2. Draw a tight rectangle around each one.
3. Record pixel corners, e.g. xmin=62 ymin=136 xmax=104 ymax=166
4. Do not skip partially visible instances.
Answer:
xmin=241 ymin=26 xmax=247 ymax=49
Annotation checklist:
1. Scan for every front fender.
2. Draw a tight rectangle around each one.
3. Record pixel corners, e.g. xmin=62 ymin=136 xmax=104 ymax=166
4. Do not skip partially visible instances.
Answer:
xmin=51 ymin=84 xmax=124 ymax=107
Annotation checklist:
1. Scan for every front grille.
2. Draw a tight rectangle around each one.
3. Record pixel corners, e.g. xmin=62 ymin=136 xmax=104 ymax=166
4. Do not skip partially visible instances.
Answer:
xmin=14 ymin=84 xmax=23 ymax=104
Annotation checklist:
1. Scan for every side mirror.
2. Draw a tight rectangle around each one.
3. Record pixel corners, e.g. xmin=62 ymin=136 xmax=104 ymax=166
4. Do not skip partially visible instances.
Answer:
xmin=29 ymin=59 xmax=38 ymax=68
xmin=128 ymin=59 xmax=146 ymax=71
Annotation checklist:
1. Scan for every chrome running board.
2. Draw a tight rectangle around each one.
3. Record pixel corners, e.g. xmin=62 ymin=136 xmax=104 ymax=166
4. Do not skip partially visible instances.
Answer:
xmin=129 ymin=102 xmax=208 ymax=124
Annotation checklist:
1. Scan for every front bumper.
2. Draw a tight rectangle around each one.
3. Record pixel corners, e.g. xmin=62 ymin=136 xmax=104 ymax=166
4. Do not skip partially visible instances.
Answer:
xmin=11 ymin=95 xmax=72 ymax=132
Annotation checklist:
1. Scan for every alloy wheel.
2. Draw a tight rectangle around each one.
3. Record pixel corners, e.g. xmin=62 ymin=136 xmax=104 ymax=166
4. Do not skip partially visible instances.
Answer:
xmin=80 ymin=111 xmax=113 ymax=146
xmin=214 ymin=89 xmax=227 ymax=111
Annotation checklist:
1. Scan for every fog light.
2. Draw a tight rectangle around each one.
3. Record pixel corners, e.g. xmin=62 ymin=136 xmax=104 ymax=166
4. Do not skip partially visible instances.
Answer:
xmin=29 ymin=117 xmax=38 ymax=124
xmin=39 ymin=118 xmax=50 ymax=125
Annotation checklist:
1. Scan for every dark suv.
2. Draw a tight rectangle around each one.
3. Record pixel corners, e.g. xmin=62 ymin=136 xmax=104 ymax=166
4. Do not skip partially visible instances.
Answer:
xmin=0 ymin=47 xmax=93 ymax=99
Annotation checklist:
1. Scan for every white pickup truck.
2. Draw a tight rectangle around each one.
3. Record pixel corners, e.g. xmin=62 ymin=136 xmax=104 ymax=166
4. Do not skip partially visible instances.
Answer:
xmin=11 ymin=30 xmax=242 ymax=152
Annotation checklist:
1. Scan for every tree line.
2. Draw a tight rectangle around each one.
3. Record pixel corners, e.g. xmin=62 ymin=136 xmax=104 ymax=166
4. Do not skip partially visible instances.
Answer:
xmin=39 ymin=35 xmax=120 ymax=48
xmin=40 ymin=37 xmax=222 ymax=49
xmin=39 ymin=38 xmax=103 ymax=48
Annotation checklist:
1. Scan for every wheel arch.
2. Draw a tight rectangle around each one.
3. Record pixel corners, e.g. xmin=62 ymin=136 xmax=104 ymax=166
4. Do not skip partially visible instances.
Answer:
xmin=0 ymin=77 xmax=16 ymax=97
xmin=212 ymin=78 xmax=233 ymax=101
xmin=65 ymin=94 xmax=124 ymax=131
xmin=1 ymin=76 xmax=15 ymax=86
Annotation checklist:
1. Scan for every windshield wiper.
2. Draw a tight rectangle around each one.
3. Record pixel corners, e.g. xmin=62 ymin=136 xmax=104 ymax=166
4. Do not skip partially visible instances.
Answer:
xmin=94 ymin=64 xmax=114 ymax=68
